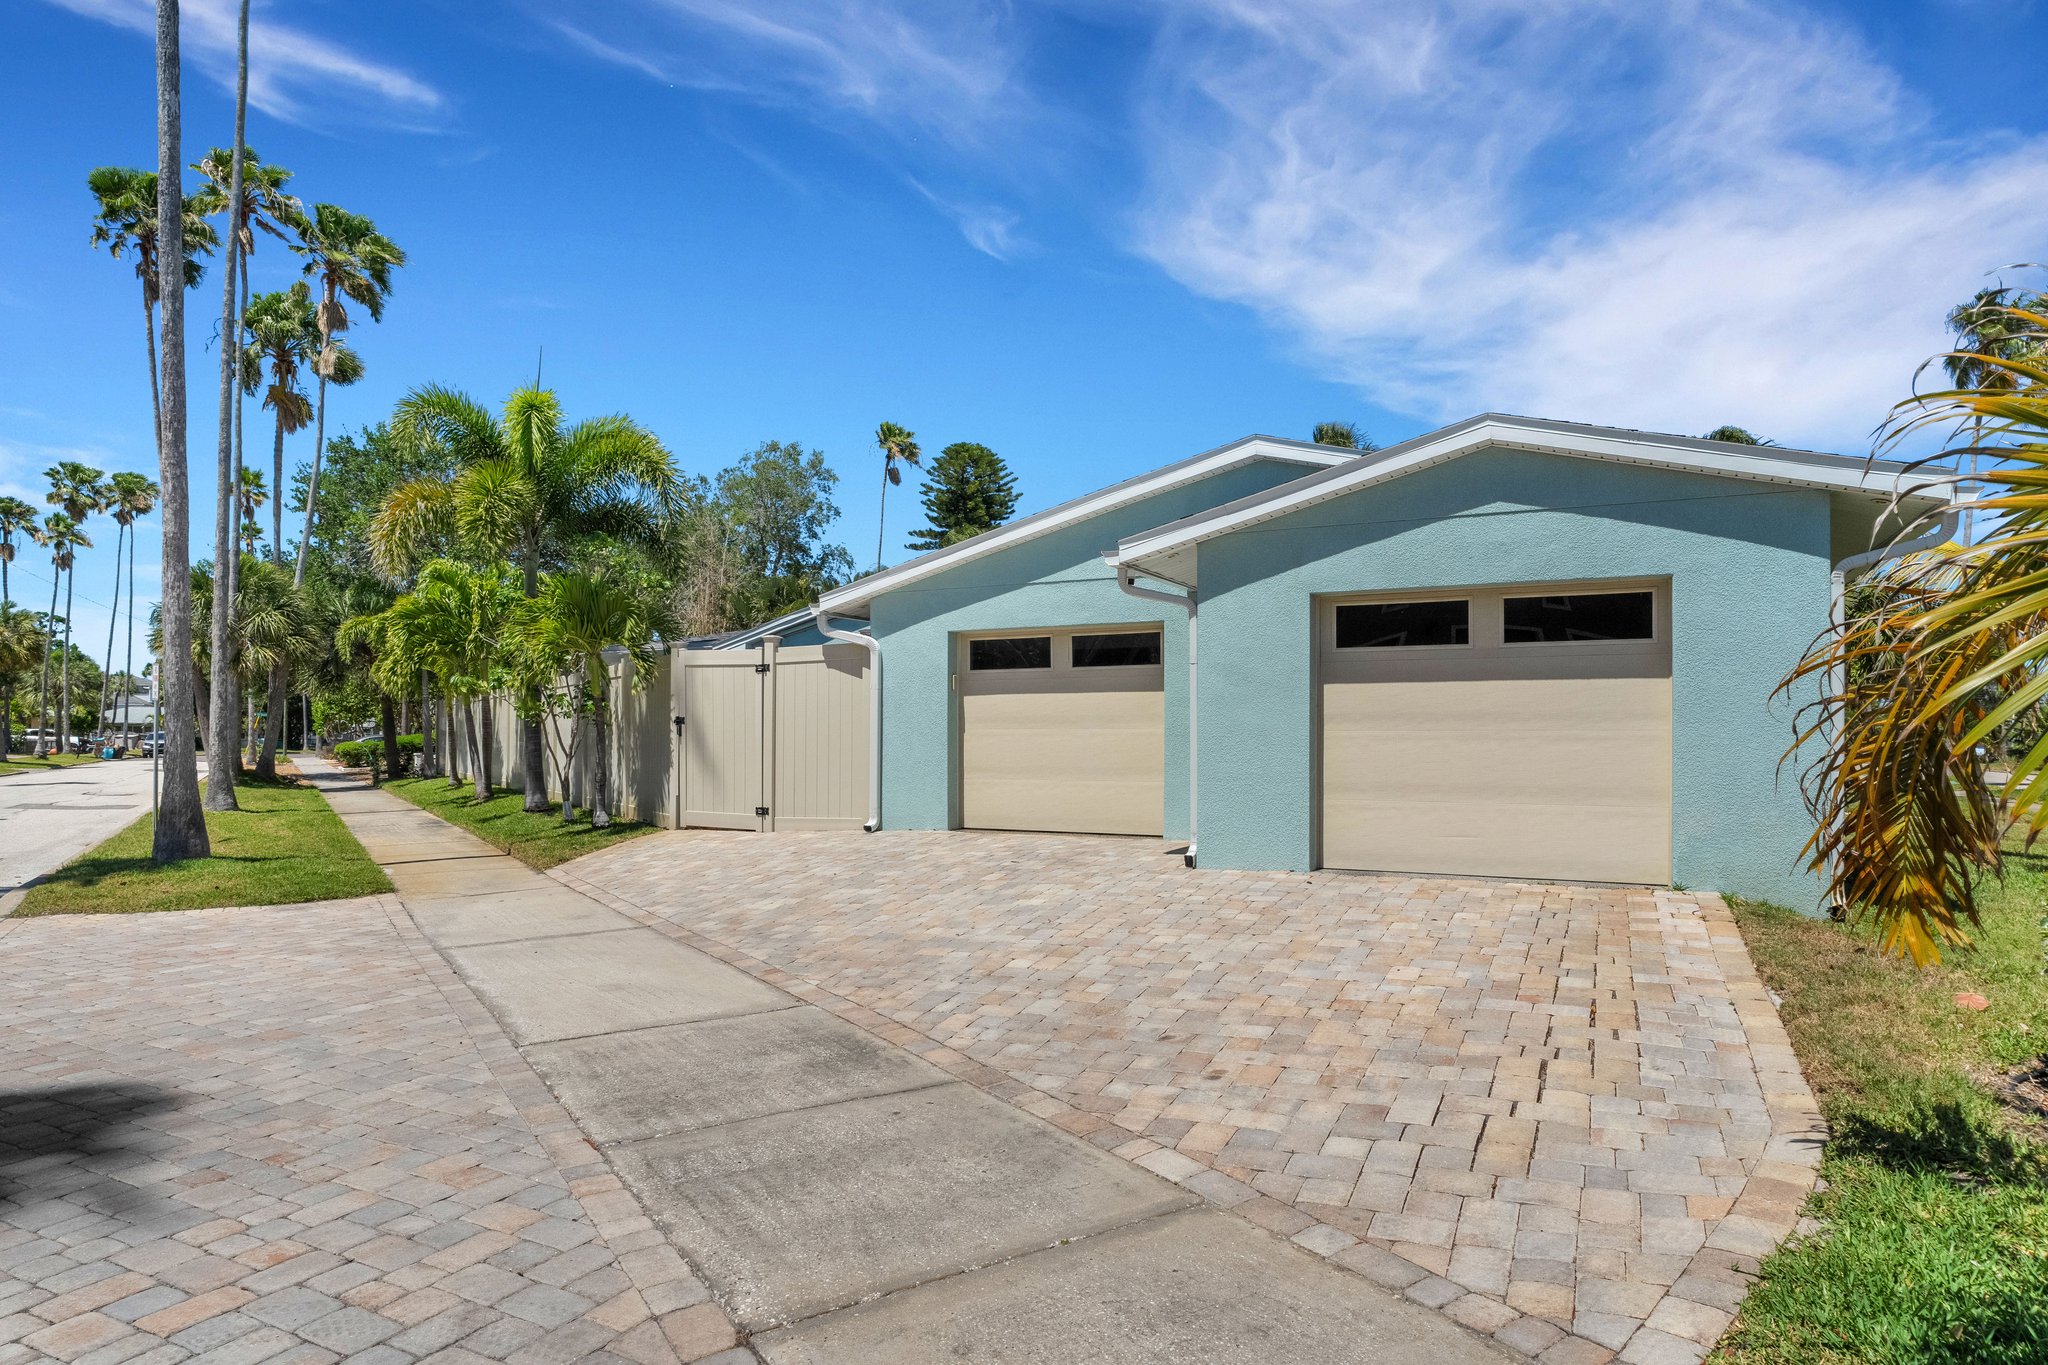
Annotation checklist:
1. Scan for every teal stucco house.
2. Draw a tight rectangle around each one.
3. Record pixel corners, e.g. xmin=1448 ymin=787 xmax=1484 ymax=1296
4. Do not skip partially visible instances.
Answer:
xmin=811 ymin=414 xmax=1947 ymax=909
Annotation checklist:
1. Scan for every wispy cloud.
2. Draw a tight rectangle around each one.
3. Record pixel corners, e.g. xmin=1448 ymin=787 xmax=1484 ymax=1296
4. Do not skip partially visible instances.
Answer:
xmin=910 ymin=179 xmax=1027 ymax=260
xmin=42 ymin=0 xmax=442 ymax=126
xmin=1129 ymin=0 xmax=2048 ymax=447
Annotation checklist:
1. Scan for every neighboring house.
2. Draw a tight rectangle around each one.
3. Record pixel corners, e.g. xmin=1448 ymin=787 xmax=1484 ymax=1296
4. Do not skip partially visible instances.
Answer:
xmin=814 ymin=414 xmax=1949 ymax=909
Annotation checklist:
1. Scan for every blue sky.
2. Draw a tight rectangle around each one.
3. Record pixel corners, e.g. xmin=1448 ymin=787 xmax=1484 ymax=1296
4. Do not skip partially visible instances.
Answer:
xmin=4 ymin=0 xmax=2045 ymax=674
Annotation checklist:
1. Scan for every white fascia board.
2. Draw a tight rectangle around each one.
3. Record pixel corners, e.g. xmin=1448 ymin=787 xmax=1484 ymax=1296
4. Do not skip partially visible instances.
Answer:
xmin=1110 ymin=414 xmax=1951 ymax=575
xmin=815 ymin=436 xmax=1351 ymax=615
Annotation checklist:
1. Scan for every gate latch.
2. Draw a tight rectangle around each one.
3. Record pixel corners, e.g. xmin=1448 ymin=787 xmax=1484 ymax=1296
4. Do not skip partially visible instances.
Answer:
xmin=755 ymin=806 xmax=770 ymax=819
xmin=672 ymin=714 xmax=685 ymax=736
xmin=754 ymin=662 xmax=770 ymax=674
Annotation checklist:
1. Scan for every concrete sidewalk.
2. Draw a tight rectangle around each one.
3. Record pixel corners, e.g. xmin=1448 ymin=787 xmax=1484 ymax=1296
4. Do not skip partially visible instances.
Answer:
xmin=302 ymin=758 xmax=1509 ymax=1364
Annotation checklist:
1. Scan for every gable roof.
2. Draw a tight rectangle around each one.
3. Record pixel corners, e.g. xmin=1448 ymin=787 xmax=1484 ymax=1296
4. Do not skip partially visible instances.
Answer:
xmin=815 ymin=436 xmax=1353 ymax=616
xmin=1110 ymin=413 xmax=1952 ymax=586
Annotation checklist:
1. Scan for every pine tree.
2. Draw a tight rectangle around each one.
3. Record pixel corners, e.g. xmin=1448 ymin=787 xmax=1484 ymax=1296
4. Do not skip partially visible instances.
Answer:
xmin=907 ymin=442 xmax=1019 ymax=551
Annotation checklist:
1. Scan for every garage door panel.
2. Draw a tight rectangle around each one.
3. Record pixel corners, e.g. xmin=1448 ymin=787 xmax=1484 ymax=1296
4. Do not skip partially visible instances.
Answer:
xmin=1318 ymin=584 xmax=1672 ymax=884
xmin=1321 ymin=799 xmax=1672 ymax=883
xmin=958 ymin=632 xmax=1164 ymax=837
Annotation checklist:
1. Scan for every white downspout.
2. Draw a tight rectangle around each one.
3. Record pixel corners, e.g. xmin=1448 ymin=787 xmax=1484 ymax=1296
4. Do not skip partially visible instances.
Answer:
xmin=1117 ymin=565 xmax=1198 ymax=868
xmin=813 ymin=608 xmax=882 ymax=832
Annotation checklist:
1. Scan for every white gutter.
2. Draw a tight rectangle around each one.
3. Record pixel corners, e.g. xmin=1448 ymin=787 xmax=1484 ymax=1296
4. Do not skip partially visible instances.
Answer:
xmin=1117 ymin=566 xmax=1199 ymax=868
xmin=813 ymin=608 xmax=882 ymax=832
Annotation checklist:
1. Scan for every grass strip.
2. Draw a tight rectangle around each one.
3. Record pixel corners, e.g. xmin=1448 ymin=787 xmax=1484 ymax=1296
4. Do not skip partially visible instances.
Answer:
xmin=380 ymin=776 xmax=657 ymax=871
xmin=15 ymin=777 xmax=392 ymax=915
xmin=1718 ymin=845 xmax=2048 ymax=1364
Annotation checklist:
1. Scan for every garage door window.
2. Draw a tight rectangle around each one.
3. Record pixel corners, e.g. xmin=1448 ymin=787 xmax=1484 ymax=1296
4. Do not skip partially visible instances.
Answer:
xmin=1335 ymin=599 xmax=1469 ymax=649
xmin=1072 ymin=631 xmax=1162 ymax=667
xmin=969 ymin=636 xmax=1052 ymax=670
xmin=1503 ymin=590 xmax=1654 ymax=644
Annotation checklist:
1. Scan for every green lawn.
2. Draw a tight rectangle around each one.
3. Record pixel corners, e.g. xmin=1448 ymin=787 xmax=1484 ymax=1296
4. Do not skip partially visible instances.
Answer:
xmin=15 ymin=777 xmax=392 ymax=915
xmin=0 ymin=752 xmax=95 ymax=778
xmin=1717 ymin=846 xmax=2048 ymax=1364
xmin=382 ymin=776 xmax=658 ymax=870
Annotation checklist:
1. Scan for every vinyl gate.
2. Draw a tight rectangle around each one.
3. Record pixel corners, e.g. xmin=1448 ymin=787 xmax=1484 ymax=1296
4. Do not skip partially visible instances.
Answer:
xmin=676 ymin=637 xmax=869 ymax=832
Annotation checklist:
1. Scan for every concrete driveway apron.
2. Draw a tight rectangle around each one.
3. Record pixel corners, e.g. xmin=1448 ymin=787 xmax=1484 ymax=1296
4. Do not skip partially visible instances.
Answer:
xmin=302 ymin=759 xmax=1510 ymax=1364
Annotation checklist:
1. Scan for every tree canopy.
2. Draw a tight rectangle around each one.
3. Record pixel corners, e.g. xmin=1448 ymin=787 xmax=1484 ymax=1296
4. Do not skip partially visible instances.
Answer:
xmin=907 ymin=442 xmax=1019 ymax=550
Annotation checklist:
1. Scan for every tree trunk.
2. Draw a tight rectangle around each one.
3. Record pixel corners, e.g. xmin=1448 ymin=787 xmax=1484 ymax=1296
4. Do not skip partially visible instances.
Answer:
xmin=36 ymin=568 xmax=58 ymax=756
xmin=99 ymin=520 xmax=122 ymax=753
xmin=521 ymin=546 xmax=547 ymax=811
xmin=144 ymin=294 xmax=162 ymax=475
xmin=876 ymin=469 xmax=888 ymax=573
xmin=380 ymin=690 xmax=399 ymax=785
xmin=296 ymin=354 xmax=327 ymax=588
xmin=445 ymin=695 xmax=462 ymax=788
xmin=479 ymin=696 xmax=495 ymax=797
xmin=152 ymin=0 xmax=211 ymax=861
xmin=465 ymin=701 xmax=484 ymax=800
xmin=256 ymin=661 xmax=284 ymax=778
xmin=58 ymin=567 xmax=76 ymax=754
xmin=123 ymin=526 xmax=137 ymax=748
xmin=205 ymin=30 xmax=247 ymax=809
xmin=590 ymin=670 xmax=611 ymax=829
xmin=420 ymin=671 xmax=435 ymax=777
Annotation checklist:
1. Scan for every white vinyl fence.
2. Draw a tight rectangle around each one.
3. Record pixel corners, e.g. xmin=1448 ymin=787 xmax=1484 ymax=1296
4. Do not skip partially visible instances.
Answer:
xmin=448 ymin=636 xmax=868 ymax=831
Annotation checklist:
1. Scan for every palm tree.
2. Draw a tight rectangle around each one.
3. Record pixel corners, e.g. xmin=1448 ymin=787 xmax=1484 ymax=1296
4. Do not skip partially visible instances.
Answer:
xmin=0 ymin=496 xmax=36 ymax=756
xmin=1311 ymin=421 xmax=1377 ymax=451
xmin=873 ymin=421 xmax=921 ymax=571
xmin=151 ymin=0 xmax=210 ymax=860
xmin=1783 ymin=286 xmax=2047 ymax=963
xmin=0 ymin=496 xmax=33 ymax=613
xmin=97 ymin=473 xmax=159 ymax=749
xmin=44 ymin=463 xmax=109 ymax=756
xmin=88 ymin=166 xmax=218 ymax=462
xmin=379 ymin=385 xmax=679 ymax=811
xmin=243 ymin=284 xmax=358 ymax=776
xmin=33 ymin=515 xmax=89 ymax=757
xmin=294 ymin=204 xmax=404 ymax=585
xmin=236 ymin=467 xmax=267 ymax=553
xmin=365 ymin=560 xmax=521 ymax=799
xmin=1944 ymin=288 xmax=2047 ymax=544
xmin=0 ymin=608 xmax=39 ymax=754
xmin=517 ymin=572 xmax=660 ymax=826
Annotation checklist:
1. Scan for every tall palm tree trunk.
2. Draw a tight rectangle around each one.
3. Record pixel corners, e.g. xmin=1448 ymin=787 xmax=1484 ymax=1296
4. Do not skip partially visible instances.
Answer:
xmin=420 ymin=671 xmax=435 ymax=777
xmin=590 ymin=672 xmax=612 ymax=828
xmin=98 ymin=522 xmax=122 ymax=751
xmin=479 ymin=695 xmax=495 ymax=797
xmin=445 ymin=694 xmax=462 ymax=788
xmin=521 ymin=550 xmax=546 ymax=810
xmin=296 ymin=361 xmax=327 ymax=589
xmin=258 ymin=666 xmax=285 ymax=778
xmin=465 ymin=701 xmax=484 ymax=800
xmin=875 ymin=475 xmax=888 ymax=573
xmin=204 ymin=0 xmax=248 ymax=809
xmin=59 ymin=565 xmax=77 ymax=754
xmin=36 ymin=570 xmax=59 ymax=756
xmin=143 ymin=295 xmax=162 ymax=463
xmin=122 ymin=528 xmax=137 ymax=746
xmin=151 ymin=0 xmax=210 ymax=861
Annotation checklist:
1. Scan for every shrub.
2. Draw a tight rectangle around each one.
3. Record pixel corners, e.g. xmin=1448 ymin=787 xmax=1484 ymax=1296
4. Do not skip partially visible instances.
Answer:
xmin=332 ymin=734 xmax=423 ymax=771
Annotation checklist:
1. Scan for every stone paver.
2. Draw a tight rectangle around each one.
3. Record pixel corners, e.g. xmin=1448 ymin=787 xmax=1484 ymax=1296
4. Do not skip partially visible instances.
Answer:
xmin=562 ymin=829 xmax=1827 ymax=1364
xmin=0 ymin=894 xmax=740 ymax=1364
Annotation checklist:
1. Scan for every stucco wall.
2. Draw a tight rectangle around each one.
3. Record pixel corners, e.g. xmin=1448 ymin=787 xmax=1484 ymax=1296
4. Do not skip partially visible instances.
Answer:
xmin=868 ymin=459 xmax=1320 ymax=835
xmin=1193 ymin=447 xmax=1833 ymax=909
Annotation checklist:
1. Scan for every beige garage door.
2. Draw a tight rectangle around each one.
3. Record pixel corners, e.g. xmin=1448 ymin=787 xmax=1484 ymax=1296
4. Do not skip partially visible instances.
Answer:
xmin=958 ymin=626 xmax=1164 ymax=836
xmin=1318 ymin=582 xmax=1672 ymax=884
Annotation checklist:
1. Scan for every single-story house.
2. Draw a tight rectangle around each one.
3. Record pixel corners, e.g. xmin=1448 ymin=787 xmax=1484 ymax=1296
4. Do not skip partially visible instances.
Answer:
xmin=810 ymin=414 xmax=1950 ymax=908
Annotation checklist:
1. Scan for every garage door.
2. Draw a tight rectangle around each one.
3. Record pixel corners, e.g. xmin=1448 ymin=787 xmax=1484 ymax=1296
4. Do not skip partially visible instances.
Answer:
xmin=1318 ymin=582 xmax=1672 ymax=883
xmin=958 ymin=626 xmax=1164 ymax=836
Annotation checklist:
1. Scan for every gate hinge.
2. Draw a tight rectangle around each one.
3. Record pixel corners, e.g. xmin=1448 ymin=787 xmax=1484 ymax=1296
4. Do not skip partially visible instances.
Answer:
xmin=755 ymin=806 xmax=770 ymax=818
xmin=754 ymin=662 xmax=770 ymax=674
xmin=672 ymin=714 xmax=685 ymax=735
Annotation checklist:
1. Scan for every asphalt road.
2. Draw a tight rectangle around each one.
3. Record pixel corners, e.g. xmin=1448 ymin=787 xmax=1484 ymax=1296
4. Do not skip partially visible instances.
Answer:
xmin=0 ymin=756 xmax=199 ymax=905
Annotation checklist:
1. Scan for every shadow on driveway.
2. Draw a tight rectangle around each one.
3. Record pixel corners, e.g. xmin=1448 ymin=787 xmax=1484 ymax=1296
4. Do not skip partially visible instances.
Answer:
xmin=0 ymin=1081 xmax=182 ymax=1207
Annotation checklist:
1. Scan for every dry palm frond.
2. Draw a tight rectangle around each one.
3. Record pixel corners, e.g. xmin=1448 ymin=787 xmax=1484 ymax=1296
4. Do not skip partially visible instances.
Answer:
xmin=1784 ymin=285 xmax=2048 ymax=962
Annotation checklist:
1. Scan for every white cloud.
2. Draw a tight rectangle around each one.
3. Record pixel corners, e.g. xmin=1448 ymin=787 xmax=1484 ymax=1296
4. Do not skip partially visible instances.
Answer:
xmin=43 ymin=0 xmax=441 ymax=126
xmin=547 ymin=0 xmax=1020 ymax=147
xmin=1130 ymin=0 xmax=2048 ymax=448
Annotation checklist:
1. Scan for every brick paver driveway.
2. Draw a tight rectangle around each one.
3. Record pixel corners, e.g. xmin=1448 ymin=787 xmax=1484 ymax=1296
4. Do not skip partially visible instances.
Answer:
xmin=563 ymin=830 xmax=1826 ymax=1365
xmin=0 ymin=898 xmax=742 ymax=1365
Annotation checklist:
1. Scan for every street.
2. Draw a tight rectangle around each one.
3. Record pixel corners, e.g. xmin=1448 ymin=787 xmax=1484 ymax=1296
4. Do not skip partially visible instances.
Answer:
xmin=0 ymin=757 xmax=197 ymax=905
